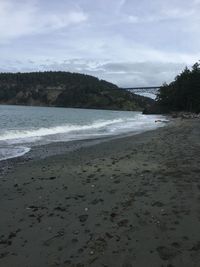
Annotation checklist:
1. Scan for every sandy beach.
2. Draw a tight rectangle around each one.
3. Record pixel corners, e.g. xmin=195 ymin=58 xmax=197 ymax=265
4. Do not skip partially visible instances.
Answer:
xmin=0 ymin=118 xmax=200 ymax=267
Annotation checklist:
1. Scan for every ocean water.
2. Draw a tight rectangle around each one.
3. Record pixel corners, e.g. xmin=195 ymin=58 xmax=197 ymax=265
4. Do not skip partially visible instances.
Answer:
xmin=0 ymin=105 xmax=166 ymax=161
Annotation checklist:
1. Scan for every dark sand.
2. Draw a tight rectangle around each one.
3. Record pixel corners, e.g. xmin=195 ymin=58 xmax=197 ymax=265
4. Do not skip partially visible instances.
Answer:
xmin=0 ymin=119 xmax=200 ymax=267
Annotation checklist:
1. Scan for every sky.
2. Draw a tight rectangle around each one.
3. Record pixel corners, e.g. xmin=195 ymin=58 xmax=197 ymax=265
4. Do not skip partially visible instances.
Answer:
xmin=0 ymin=0 xmax=200 ymax=87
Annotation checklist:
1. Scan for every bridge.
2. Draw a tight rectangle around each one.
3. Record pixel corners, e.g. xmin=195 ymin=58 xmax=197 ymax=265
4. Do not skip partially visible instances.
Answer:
xmin=123 ymin=86 xmax=161 ymax=90
xmin=123 ymin=86 xmax=161 ymax=100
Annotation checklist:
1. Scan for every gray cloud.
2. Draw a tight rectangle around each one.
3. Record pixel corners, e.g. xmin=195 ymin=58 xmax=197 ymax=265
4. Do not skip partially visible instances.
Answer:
xmin=0 ymin=59 xmax=186 ymax=87
xmin=0 ymin=0 xmax=199 ymax=86
xmin=0 ymin=0 xmax=87 ymax=42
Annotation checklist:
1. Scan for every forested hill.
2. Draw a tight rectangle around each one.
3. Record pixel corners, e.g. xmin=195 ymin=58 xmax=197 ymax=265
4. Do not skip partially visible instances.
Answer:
xmin=158 ymin=63 xmax=200 ymax=113
xmin=0 ymin=71 xmax=153 ymax=111
xmin=144 ymin=62 xmax=200 ymax=114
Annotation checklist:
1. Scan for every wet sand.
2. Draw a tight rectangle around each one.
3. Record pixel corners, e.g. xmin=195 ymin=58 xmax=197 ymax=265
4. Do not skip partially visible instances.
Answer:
xmin=0 ymin=119 xmax=200 ymax=267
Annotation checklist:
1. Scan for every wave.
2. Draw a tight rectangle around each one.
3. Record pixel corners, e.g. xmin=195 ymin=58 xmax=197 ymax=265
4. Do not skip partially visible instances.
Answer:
xmin=0 ymin=114 xmax=167 ymax=161
xmin=0 ymin=146 xmax=30 ymax=161
xmin=0 ymin=115 xmax=167 ymax=145
xmin=0 ymin=118 xmax=125 ymax=142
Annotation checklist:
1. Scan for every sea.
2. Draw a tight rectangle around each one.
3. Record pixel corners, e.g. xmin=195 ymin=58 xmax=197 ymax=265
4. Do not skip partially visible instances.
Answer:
xmin=0 ymin=105 xmax=166 ymax=161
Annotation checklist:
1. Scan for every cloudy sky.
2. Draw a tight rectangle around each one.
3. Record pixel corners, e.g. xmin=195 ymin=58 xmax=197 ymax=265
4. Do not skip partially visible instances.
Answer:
xmin=0 ymin=0 xmax=200 ymax=87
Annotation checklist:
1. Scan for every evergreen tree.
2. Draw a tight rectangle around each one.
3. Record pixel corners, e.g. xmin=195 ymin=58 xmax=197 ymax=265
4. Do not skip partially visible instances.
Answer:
xmin=157 ymin=61 xmax=200 ymax=113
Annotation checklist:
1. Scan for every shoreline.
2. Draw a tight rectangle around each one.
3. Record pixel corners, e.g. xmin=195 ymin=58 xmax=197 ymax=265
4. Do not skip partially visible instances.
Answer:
xmin=0 ymin=118 xmax=169 ymax=174
xmin=1 ymin=118 xmax=200 ymax=266
xmin=0 ymin=105 xmax=167 ymax=166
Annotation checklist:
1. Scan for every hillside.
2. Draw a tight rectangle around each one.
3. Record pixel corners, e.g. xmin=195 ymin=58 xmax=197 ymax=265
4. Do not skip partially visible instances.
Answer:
xmin=0 ymin=71 xmax=153 ymax=111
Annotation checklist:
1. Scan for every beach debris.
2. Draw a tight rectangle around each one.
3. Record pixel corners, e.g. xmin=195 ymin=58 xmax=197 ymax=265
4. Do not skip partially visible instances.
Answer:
xmin=49 ymin=176 xmax=56 ymax=180
xmin=91 ymin=184 xmax=95 ymax=188
xmin=110 ymin=212 xmax=117 ymax=221
xmin=105 ymin=232 xmax=113 ymax=239
xmin=79 ymin=214 xmax=88 ymax=223
xmin=157 ymin=246 xmax=179 ymax=260
xmin=57 ymin=229 xmax=65 ymax=236
xmin=0 ymin=230 xmax=20 ymax=246
xmin=151 ymin=201 xmax=164 ymax=207
xmin=117 ymin=219 xmax=129 ymax=227
xmin=73 ymin=230 xmax=79 ymax=235
xmin=0 ymin=252 xmax=9 ymax=259
xmin=171 ymin=112 xmax=200 ymax=119
xmin=47 ymin=226 xmax=52 ymax=231
xmin=54 ymin=206 xmax=66 ymax=212
xmin=189 ymin=241 xmax=200 ymax=251
xmin=84 ymin=208 xmax=88 ymax=212
xmin=160 ymin=208 xmax=167 ymax=215
xmin=43 ymin=229 xmax=65 ymax=246
xmin=91 ymin=198 xmax=104 ymax=205
xmin=25 ymin=205 xmax=47 ymax=212
xmin=110 ymin=212 xmax=117 ymax=218
xmin=150 ymin=215 xmax=161 ymax=225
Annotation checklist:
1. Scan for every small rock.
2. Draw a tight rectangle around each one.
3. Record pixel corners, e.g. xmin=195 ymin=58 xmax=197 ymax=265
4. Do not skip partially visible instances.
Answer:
xmin=79 ymin=214 xmax=88 ymax=223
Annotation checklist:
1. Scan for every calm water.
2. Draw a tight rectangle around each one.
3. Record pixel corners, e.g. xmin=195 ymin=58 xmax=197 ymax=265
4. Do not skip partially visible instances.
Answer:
xmin=0 ymin=105 xmax=166 ymax=161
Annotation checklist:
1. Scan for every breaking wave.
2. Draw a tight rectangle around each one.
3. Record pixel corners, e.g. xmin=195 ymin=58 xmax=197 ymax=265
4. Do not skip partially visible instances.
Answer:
xmin=0 ymin=106 xmax=167 ymax=161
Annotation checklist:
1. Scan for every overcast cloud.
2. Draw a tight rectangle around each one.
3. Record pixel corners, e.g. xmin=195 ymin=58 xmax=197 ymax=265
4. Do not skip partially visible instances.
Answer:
xmin=0 ymin=0 xmax=200 ymax=86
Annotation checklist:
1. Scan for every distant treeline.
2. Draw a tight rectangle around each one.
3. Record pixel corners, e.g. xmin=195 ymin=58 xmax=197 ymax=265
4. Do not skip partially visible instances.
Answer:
xmin=0 ymin=71 xmax=118 ymax=94
xmin=0 ymin=71 xmax=153 ymax=111
xmin=157 ymin=62 xmax=200 ymax=113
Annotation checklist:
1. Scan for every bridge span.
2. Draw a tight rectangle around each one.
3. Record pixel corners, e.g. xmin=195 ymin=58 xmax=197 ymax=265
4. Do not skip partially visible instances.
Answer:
xmin=123 ymin=86 xmax=161 ymax=100
xmin=123 ymin=86 xmax=161 ymax=90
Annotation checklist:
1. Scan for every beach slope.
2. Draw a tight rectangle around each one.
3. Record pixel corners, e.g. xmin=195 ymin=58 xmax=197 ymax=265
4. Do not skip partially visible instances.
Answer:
xmin=0 ymin=119 xmax=200 ymax=267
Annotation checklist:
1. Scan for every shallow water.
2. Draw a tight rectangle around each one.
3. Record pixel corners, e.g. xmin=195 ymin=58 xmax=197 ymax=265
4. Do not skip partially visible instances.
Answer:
xmin=0 ymin=105 xmax=166 ymax=160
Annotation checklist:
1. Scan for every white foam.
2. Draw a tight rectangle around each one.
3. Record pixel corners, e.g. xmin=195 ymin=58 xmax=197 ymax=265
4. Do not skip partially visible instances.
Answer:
xmin=0 ymin=113 xmax=167 ymax=161
xmin=0 ymin=115 xmax=166 ymax=144
xmin=0 ymin=118 xmax=124 ymax=142
xmin=0 ymin=146 xmax=30 ymax=161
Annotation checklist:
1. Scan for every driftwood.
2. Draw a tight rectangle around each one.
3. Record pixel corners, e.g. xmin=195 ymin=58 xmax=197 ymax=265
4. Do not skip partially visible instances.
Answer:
xmin=171 ymin=112 xmax=200 ymax=119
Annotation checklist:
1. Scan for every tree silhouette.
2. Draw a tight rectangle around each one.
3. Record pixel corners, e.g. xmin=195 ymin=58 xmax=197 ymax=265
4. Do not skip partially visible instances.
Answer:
xmin=157 ymin=62 xmax=200 ymax=113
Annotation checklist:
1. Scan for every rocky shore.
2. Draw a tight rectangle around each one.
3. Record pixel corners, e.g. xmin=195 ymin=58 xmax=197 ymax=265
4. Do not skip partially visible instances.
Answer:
xmin=171 ymin=112 xmax=200 ymax=119
xmin=0 ymin=118 xmax=200 ymax=267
